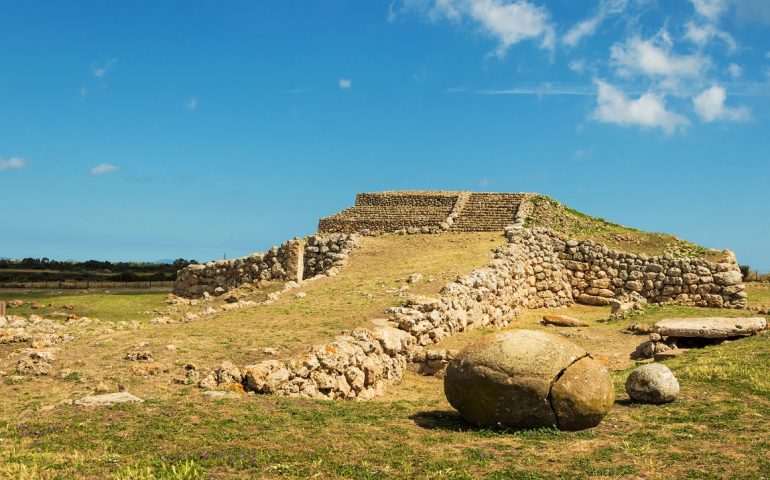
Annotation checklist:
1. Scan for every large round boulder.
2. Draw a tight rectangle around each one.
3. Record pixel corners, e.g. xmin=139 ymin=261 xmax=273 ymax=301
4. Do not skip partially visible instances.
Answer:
xmin=625 ymin=363 xmax=679 ymax=404
xmin=444 ymin=330 xmax=615 ymax=431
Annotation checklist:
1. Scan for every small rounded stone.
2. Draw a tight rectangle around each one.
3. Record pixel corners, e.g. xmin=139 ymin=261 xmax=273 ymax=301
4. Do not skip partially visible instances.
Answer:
xmin=625 ymin=363 xmax=680 ymax=404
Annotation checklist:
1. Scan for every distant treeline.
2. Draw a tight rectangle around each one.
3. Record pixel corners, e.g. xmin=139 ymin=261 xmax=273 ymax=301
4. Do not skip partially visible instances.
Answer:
xmin=0 ymin=258 xmax=197 ymax=282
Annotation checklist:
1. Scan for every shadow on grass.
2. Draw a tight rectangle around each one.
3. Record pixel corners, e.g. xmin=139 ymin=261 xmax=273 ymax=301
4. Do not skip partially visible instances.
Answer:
xmin=409 ymin=409 xmax=470 ymax=431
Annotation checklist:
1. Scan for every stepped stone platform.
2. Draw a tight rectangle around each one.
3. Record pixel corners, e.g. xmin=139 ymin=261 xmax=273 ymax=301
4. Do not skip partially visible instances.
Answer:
xmin=318 ymin=191 xmax=530 ymax=234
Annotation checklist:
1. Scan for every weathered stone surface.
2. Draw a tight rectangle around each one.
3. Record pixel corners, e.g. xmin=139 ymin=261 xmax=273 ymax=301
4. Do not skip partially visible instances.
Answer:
xmin=625 ymin=364 xmax=679 ymax=404
xmin=444 ymin=330 xmax=612 ymax=430
xmin=75 ymin=392 xmax=144 ymax=407
xmin=542 ymin=315 xmax=588 ymax=327
xmin=173 ymin=234 xmax=358 ymax=298
xmin=551 ymin=356 xmax=615 ymax=431
xmin=655 ymin=317 xmax=766 ymax=338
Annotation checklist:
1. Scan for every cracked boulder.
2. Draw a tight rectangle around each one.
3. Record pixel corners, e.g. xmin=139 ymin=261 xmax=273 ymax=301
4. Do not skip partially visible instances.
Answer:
xmin=444 ymin=330 xmax=614 ymax=431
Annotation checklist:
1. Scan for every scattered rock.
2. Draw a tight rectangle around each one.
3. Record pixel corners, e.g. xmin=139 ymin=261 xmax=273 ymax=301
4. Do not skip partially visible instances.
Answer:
xmin=262 ymin=347 xmax=279 ymax=356
xmin=444 ymin=330 xmax=614 ymax=431
xmin=75 ymin=392 xmax=144 ymax=407
xmin=407 ymin=273 xmax=423 ymax=284
xmin=125 ymin=351 xmax=153 ymax=362
xmin=166 ymin=344 xmax=177 ymax=351
xmin=654 ymin=317 xmax=766 ymax=339
xmin=625 ymin=363 xmax=680 ymax=404
xmin=541 ymin=315 xmax=588 ymax=327
xmin=215 ymin=361 xmax=241 ymax=385
xmin=294 ymin=292 xmax=307 ymax=299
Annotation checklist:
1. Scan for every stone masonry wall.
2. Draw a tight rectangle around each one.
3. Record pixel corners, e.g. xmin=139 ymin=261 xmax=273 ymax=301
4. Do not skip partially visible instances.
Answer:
xmin=228 ymin=225 xmax=746 ymax=400
xmin=233 ymin=227 xmax=575 ymax=400
xmin=174 ymin=234 xmax=359 ymax=298
xmin=318 ymin=191 xmax=459 ymax=234
xmin=508 ymin=228 xmax=747 ymax=309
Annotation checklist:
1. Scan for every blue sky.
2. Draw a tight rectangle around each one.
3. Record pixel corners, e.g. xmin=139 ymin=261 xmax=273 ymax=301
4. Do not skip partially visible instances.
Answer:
xmin=1 ymin=0 xmax=769 ymax=270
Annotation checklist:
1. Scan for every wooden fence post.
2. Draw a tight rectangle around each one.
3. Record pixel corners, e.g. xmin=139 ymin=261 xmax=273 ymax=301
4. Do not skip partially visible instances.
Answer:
xmin=0 ymin=301 xmax=6 ymax=316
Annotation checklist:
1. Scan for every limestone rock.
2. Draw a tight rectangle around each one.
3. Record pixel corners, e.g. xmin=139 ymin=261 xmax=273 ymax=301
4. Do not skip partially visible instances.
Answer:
xmin=550 ymin=356 xmax=615 ymax=431
xmin=75 ymin=392 xmax=144 ymax=407
xmin=444 ymin=330 xmax=613 ymax=430
xmin=655 ymin=317 xmax=766 ymax=339
xmin=625 ymin=363 xmax=679 ymax=404
xmin=542 ymin=315 xmax=588 ymax=327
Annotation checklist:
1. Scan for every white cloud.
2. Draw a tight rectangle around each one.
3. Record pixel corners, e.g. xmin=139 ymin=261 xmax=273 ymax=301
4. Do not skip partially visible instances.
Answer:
xmin=338 ymin=78 xmax=352 ymax=89
xmin=693 ymin=85 xmax=751 ymax=122
xmin=185 ymin=98 xmax=198 ymax=111
xmin=563 ymin=0 xmax=628 ymax=47
xmin=80 ymin=86 xmax=88 ymax=98
xmin=592 ymin=80 xmax=690 ymax=134
xmin=92 ymin=58 xmax=118 ymax=78
xmin=0 ymin=157 xmax=27 ymax=171
xmin=766 ymin=51 xmax=770 ymax=59
xmin=690 ymin=0 xmax=728 ymax=21
xmin=611 ymin=35 xmax=710 ymax=83
xmin=727 ymin=63 xmax=743 ymax=78
xmin=90 ymin=163 xmax=120 ymax=176
xmin=684 ymin=21 xmax=736 ymax=51
xmin=569 ymin=59 xmax=586 ymax=73
xmin=402 ymin=0 xmax=555 ymax=56
xmin=734 ymin=0 xmax=770 ymax=25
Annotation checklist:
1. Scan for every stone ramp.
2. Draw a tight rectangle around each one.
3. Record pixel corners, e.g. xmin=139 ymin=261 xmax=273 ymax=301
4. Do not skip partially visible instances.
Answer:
xmin=318 ymin=191 xmax=528 ymax=234
xmin=449 ymin=193 xmax=525 ymax=232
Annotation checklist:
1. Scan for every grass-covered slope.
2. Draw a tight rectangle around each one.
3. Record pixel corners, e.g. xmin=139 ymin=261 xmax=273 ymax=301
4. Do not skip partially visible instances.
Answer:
xmin=526 ymin=194 xmax=727 ymax=261
xmin=0 ymin=300 xmax=767 ymax=479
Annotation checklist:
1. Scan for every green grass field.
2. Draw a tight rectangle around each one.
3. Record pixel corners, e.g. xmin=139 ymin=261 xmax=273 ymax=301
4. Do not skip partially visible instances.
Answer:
xmin=1 ymin=240 xmax=767 ymax=479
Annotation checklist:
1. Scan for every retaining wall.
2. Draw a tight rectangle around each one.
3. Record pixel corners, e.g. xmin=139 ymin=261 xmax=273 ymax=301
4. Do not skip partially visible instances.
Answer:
xmin=224 ymin=225 xmax=745 ymax=400
xmin=173 ymin=234 xmax=359 ymax=298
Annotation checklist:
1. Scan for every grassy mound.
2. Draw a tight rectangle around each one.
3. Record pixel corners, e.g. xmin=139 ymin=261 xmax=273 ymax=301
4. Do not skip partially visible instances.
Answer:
xmin=526 ymin=194 xmax=726 ymax=261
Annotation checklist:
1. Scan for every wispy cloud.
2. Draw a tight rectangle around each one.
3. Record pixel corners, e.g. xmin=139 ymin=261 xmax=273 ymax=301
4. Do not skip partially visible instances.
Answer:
xmin=563 ymin=0 xmax=628 ymax=47
xmin=338 ymin=78 xmax=352 ymax=89
xmin=92 ymin=58 xmax=118 ymax=78
xmin=80 ymin=86 xmax=88 ymax=98
xmin=185 ymin=98 xmax=198 ymax=111
xmin=475 ymin=84 xmax=595 ymax=96
xmin=727 ymin=63 xmax=743 ymax=78
xmin=90 ymin=163 xmax=120 ymax=176
xmin=0 ymin=157 xmax=27 ymax=171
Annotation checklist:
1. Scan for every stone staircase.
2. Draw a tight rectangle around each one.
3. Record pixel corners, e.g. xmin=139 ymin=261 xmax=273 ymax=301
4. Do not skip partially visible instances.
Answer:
xmin=449 ymin=193 xmax=525 ymax=232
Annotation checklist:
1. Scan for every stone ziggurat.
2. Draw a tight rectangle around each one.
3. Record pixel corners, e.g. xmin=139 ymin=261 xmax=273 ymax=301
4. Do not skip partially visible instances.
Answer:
xmin=172 ymin=191 xmax=751 ymax=401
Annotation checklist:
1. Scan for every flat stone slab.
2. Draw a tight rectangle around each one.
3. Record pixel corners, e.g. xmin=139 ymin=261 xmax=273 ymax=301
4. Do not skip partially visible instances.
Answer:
xmin=75 ymin=392 xmax=144 ymax=407
xmin=202 ymin=390 xmax=241 ymax=400
xmin=654 ymin=349 xmax=688 ymax=362
xmin=655 ymin=317 xmax=766 ymax=339
xmin=542 ymin=315 xmax=588 ymax=327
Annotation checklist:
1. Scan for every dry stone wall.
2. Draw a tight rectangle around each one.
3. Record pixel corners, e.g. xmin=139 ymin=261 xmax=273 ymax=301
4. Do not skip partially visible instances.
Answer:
xmin=223 ymin=225 xmax=746 ymax=400
xmin=507 ymin=228 xmax=747 ymax=309
xmin=230 ymin=228 xmax=576 ymax=400
xmin=174 ymin=234 xmax=359 ymax=298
